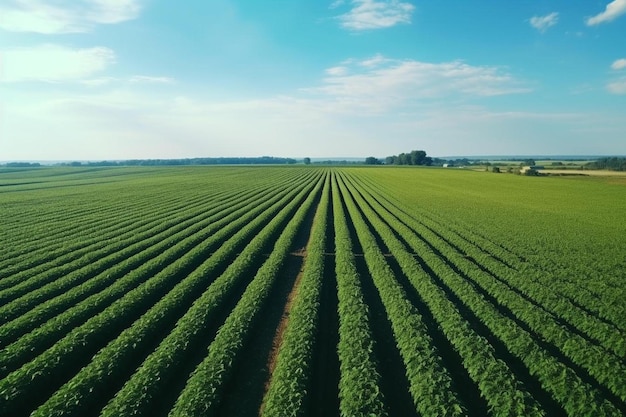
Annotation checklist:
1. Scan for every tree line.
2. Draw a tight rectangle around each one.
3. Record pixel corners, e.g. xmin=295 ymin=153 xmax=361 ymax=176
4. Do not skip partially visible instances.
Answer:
xmin=364 ymin=150 xmax=433 ymax=166
xmin=587 ymin=157 xmax=626 ymax=171
xmin=56 ymin=157 xmax=298 ymax=166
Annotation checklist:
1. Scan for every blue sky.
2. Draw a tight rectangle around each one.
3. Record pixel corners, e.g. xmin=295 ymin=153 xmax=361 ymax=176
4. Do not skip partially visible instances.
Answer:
xmin=1 ymin=0 xmax=625 ymax=160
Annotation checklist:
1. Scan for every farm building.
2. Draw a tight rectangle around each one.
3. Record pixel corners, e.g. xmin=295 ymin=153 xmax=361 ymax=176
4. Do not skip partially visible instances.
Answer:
xmin=520 ymin=166 xmax=544 ymax=175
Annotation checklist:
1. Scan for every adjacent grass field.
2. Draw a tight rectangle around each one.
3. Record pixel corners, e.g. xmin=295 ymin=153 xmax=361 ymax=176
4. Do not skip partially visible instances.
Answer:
xmin=0 ymin=166 xmax=624 ymax=416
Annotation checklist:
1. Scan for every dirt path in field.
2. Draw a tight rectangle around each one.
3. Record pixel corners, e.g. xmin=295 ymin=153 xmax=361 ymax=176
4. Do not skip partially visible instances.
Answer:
xmin=259 ymin=184 xmax=341 ymax=417
xmin=254 ymin=196 xmax=321 ymax=416
xmin=265 ymin=250 xmax=306 ymax=379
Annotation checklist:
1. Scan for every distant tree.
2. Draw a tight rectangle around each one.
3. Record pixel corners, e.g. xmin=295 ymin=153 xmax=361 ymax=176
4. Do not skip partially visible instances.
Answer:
xmin=492 ymin=166 xmax=501 ymax=173
xmin=398 ymin=153 xmax=410 ymax=165
xmin=385 ymin=156 xmax=397 ymax=165
xmin=588 ymin=157 xmax=626 ymax=171
xmin=364 ymin=157 xmax=381 ymax=165
xmin=5 ymin=162 xmax=41 ymax=167
xmin=520 ymin=159 xmax=536 ymax=167
xmin=409 ymin=150 xmax=428 ymax=165
xmin=385 ymin=150 xmax=432 ymax=166
xmin=303 ymin=157 xmax=311 ymax=165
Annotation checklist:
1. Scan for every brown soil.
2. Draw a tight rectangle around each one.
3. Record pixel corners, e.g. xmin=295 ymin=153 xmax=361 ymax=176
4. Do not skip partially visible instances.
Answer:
xmin=264 ymin=251 xmax=306 ymax=380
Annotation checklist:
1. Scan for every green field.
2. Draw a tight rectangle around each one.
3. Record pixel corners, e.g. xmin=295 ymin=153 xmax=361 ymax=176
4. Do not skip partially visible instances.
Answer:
xmin=0 ymin=166 xmax=624 ymax=416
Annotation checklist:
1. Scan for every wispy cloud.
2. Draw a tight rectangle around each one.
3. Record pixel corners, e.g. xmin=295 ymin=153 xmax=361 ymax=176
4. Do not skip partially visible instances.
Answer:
xmin=304 ymin=56 xmax=530 ymax=113
xmin=529 ymin=12 xmax=559 ymax=33
xmin=607 ymin=78 xmax=626 ymax=94
xmin=611 ymin=58 xmax=626 ymax=70
xmin=0 ymin=0 xmax=142 ymax=34
xmin=607 ymin=59 xmax=626 ymax=93
xmin=1 ymin=44 xmax=115 ymax=83
xmin=7 ymin=88 xmax=614 ymax=160
xmin=80 ymin=75 xmax=176 ymax=87
xmin=129 ymin=75 xmax=176 ymax=84
xmin=325 ymin=66 xmax=349 ymax=76
xmin=586 ymin=0 xmax=626 ymax=26
xmin=0 ymin=44 xmax=175 ymax=85
xmin=359 ymin=53 xmax=390 ymax=67
xmin=336 ymin=0 xmax=415 ymax=30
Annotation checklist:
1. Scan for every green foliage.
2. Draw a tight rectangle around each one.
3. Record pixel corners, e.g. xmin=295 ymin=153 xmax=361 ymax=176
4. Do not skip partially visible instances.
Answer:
xmin=587 ymin=157 xmax=626 ymax=171
xmin=0 ymin=166 xmax=624 ymax=416
xmin=168 ymin=175 xmax=325 ymax=417
xmin=331 ymin=173 xmax=388 ymax=417
xmin=262 ymin=175 xmax=330 ymax=417
xmin=385 ymin=150 xmax=432 ymax=166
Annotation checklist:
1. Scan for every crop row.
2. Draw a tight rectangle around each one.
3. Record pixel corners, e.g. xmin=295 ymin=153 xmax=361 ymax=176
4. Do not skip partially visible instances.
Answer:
xmin=165 ymin=173 xmax=325 ymax=417
xmin=358 ymin=173 xmax=625 ymax=348
xmin=0 ymin=172 xmax=313 ymax=349
xmin=328 ymin=172 xmax=388 ymax=417
xmin=261 ymin=174 xmax=331 ymax=416
xmin=342 ymin=170 xmax=624 ymax=416
xmin=0 ymin=170 xmax=324 ymax=416
xmin=0 ymin=166 xmax=622 ymax=416
xmin=0 ymin=168 xmax=297 ymax=273
xmin=0 ymin=168 xmax=300 ymax=282
xmin=350 ymin=172 xmax=626 ymax=395
xmin=0 ymin=179 xmax=202 ymax=268
xmin=337 ymin=172 xmax=543 ymax=417
xmin=352 ymin=169 xmax=624 ymax=328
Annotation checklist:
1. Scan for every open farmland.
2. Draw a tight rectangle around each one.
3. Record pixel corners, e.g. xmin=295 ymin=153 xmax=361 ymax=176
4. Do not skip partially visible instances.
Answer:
xmin=0 ymin=166 xmax=624 ymax=417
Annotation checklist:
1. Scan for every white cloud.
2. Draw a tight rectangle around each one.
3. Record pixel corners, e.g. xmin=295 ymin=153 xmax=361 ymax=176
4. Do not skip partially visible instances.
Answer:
xmin=5 ymin=88 xmax=621 ymax=160
xmin=1 ymin=44 xmax=115 ymax=83
xmin=79 ymin=75 xmax=176 ymax=87
xmin=4 ymin=52 xmax=623 ymax=161
xmin=304 ymin=56 xmax=530 ymax=114
xmin=611 ymin=58 xmax=626 ymax=70
xmin=530 ymin=12 xmax=559 ymax=33
xmin=129 ymin=75 xmax=176 ymax=84
xmin=0 ymin=0 xmax=142 ymax=34
xmin=336 ymin=0 xmax=415 ymax=30
xmin=3 ymin=84 xmax=625 ymax=161
xmin=607 ymin=59 xmax=626 ymax=94
xmin=359 ymin=53 xmax=390 ymax=67
xmin=586 ymin=0 xmax=626 ymax=26
xmin=325 ymin=66 xmax=349 ymax=76
xmin=607 ymin=78 xmax=626 ymax=94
